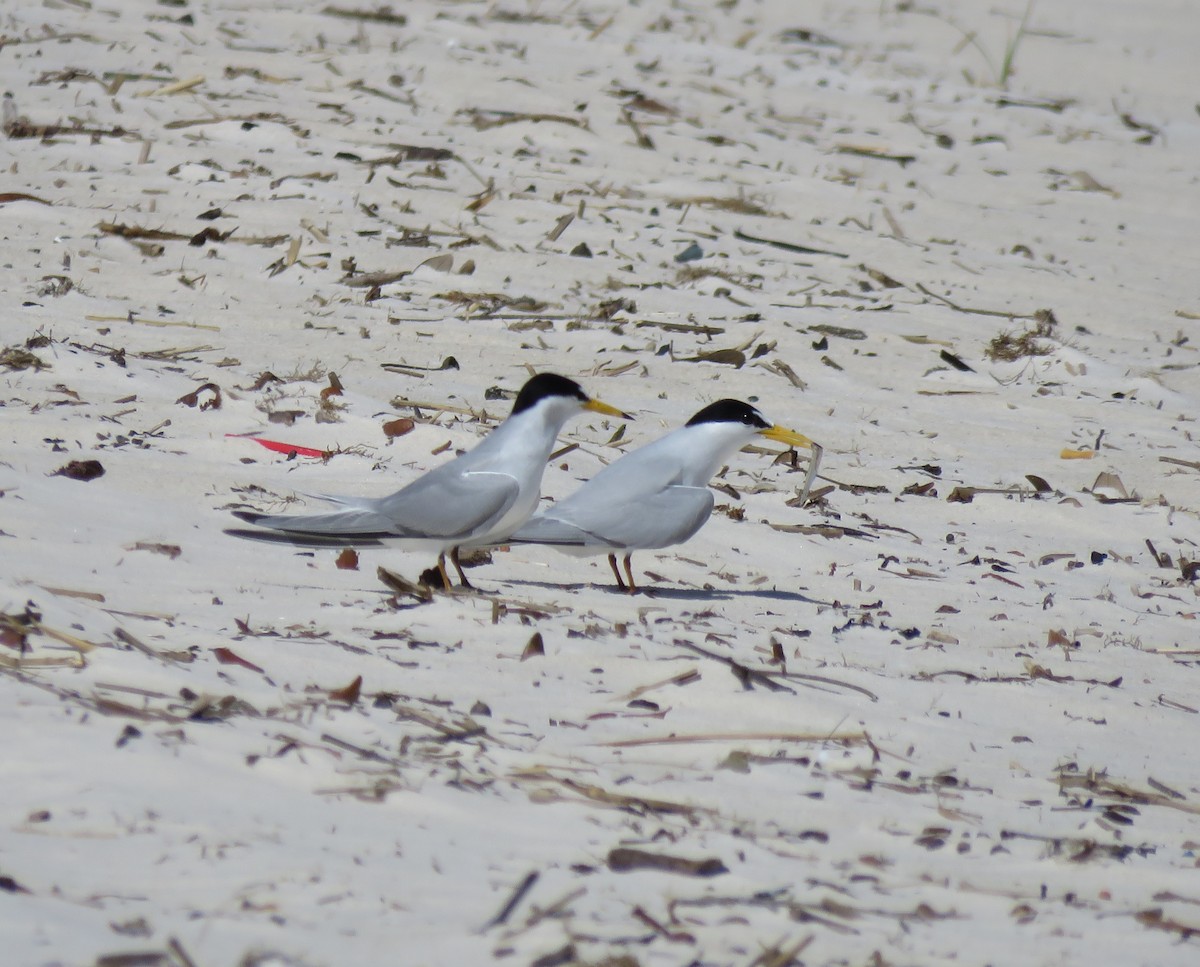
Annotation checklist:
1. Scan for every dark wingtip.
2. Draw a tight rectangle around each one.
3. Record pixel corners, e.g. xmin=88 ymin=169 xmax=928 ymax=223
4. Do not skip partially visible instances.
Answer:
xmin=231 ymin=510 xmax=266 ymax=525
xmin=224 ymin=526 xmax=385 ymax=548
xmin=224 ymin=527 xmax=285 ymax=544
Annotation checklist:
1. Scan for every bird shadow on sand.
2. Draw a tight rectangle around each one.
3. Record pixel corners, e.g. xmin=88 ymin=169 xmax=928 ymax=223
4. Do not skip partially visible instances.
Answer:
xmin=497 ymin=577 xmax=826 ymax=606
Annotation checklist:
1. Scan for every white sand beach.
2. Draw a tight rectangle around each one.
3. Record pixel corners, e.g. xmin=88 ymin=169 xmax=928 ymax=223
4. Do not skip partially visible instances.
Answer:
xmin=2 ymin=1 xmax=1199 ymax=964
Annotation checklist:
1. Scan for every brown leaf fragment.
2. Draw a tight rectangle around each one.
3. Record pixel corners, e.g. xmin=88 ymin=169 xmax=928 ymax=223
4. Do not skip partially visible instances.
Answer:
xmin=546 ymin=213 xmax=574 ymax=242
xmin=734 ymin=229 xmax=849 ymax=259
xmin=1039 ymin=552 xmax=1074 ymax=566
xmin=863 ymin=265 xmax=904 ymax=288
xmin=915 ymin=826 xmax=950 ymax=850
xmin=0 ymin=192 xmax=52 ymax=206
xmin=1 ymin=346 xmax=49 ymax=371
xmin=632 ymin=905 xmax=696 ymax=944
xmin=607 ymin=847 xmax=727 ymax=877
xmin=1089 ymin=471 xmax=1127 ymax=498
xmin=248 ymin=371 xmax=283 ymax=391
xmin=319 ymin=372 xmax=344 ymax=400
xmin=0 ymin=874 xmax=32 ymax=894
xmin=1145 ymin=540 xmax=1172 ymax=568
xmin=189 ymin=226 xmax=233 ymax=246
xmin=1068 ymin=170 xmax=1120 ymax=197
xmin=764 ymin=358 xmax=806 ymax=388
xmin=1102 ymin=804 xmax=1138 ymax=826
xmin=176 ymin=382 xmax=222 ymax=410
xmin=335 ymin=548 xmax=359 ymax=570
xmin=0 ymin=611 xmax=31 ymax=652
xmin=620 ymin=107 xmax=654 ymax=148
xmin=321 ymin=5 xmax=407 ymax=25
xmin=329 ymin=674 xmax=362 ymax=704
xmin=1146 ymin=776 xmax=1186 ymax=800
xmin=457 ymin=548 xmax=492 ymax=573
xmin=625 ymin=94 xmax=676 ymax=115
xmin=1025 ymin=474 xmax=1052 ymax=493
xmin=7 ymin=117 xmax=129 ymax=140
xmin=188 ymin=694 xmax=259 ymax=721
xmin=363 ymin=145 xmax=454 ymax=169
xmin=376 ymin=566 xmax=433 ymax=603
xmin=1159 ymin=456 xmax=1200 ymax=472
xmin=946 ymin=486 xmax=975 ymax=503
xmin=636 ymin=319 xmax=724 ymax=337
xmin=130 ymin=542 xmax=182 ymax=559
xmin=1026 ymin=662 xmax=1058 ymax=681
xmin=808 ymin=323 xmax=866 ymax=340
xmin=52 ymin=459 xmax=105 ymax=482
xmin=682 ymin=348 xmax=745 ymax=367
xmin=939 ymin=349 xmax=975 ymax=372
xmin=98 ymin=220 xmax=283 ymax=248
xmin=418 ymin=253 xmax=455 ymax=272
xmin=267 ymin=410 xmax=304 ymax=426
xmin=1136 ymin=908 xmax=1200 ymax=939
xmin=521 ymin=632 xmax=545 ymax=661
xmin=211 ymin=646 xmax=264 ymax=673
xmin=836 ymin=143 xmax=916 ymax=166
xmin=483 ymin=871 xmax=539 ymax=929
xmin=1047 ymin=628 xmax=1072 ymax=649
xmin=779 ymin=26 xmax=844 ymax=47
xmin=383 ymin=417 xmax=415 ymax=439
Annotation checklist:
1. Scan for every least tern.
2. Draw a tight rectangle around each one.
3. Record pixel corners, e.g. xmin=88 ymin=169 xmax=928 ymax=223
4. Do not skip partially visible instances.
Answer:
xmin=509 ymin=399 xmax=821 ymax=593
xmin=226 ymin=373 xmax=627 ymax=589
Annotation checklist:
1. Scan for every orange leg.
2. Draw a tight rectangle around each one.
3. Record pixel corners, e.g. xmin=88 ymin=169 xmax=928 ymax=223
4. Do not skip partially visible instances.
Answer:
xmin=608 ymin=553 xmax=627 ymax=591
xmin=450 ymin=546 xmax=475 ymax=590
xmin=435 ymin=553 xmax=454 ymax=591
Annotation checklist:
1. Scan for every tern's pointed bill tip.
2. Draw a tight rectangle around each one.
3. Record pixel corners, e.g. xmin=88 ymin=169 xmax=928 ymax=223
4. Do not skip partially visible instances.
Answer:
xmin=586 ymin=398 xmax=629 ymax=418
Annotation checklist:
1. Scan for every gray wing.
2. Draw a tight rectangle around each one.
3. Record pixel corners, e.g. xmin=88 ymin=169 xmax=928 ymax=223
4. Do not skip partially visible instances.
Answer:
xmin=231 ymin=470 xmax=518 ymax=542
xmin=514 ymin=485 xmax=714 ymax=550
xmin=374 ymin=469 xmax=518 ymax=539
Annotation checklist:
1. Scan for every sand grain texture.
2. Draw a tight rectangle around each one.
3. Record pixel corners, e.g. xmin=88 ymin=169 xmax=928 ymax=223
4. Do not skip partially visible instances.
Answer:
xmin=2 ymin=1 xmax=1199 ymax=964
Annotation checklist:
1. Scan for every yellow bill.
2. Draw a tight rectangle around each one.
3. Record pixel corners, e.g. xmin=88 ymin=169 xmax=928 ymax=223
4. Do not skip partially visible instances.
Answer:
xmin=586 ymin=398 xmax=633 ymax=419
xmin=759 ymin=424 xmax=816 ymax=449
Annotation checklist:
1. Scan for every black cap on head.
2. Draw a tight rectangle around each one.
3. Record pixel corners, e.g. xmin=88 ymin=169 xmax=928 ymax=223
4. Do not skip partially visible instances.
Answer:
xmin=511 ymin=373 xmax=589 ymax=415
xmin=686 ymin=399 xmax=770 ymax=429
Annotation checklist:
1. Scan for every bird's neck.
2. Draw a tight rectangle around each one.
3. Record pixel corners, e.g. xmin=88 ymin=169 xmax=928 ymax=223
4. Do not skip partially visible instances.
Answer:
xmin=476 ymin=408 xmax=560 ymax=472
